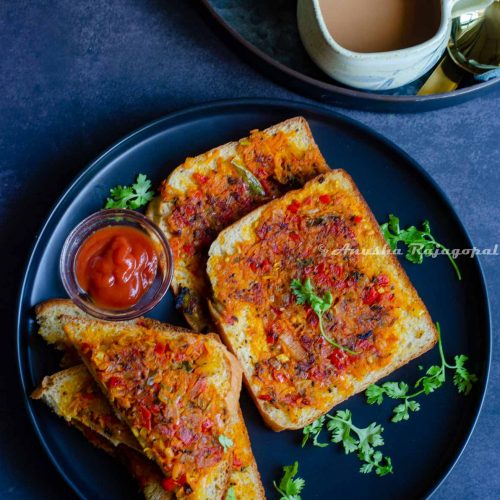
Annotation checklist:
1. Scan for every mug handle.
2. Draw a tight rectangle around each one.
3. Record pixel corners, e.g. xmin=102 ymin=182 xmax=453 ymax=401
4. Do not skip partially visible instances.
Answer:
xmin=448 ymin=0 xmax=494 ymax=18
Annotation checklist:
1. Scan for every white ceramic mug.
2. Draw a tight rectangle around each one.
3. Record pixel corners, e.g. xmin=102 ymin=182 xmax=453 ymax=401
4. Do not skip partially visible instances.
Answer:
xmin=297 ymin=0 xmax=494 ymax=90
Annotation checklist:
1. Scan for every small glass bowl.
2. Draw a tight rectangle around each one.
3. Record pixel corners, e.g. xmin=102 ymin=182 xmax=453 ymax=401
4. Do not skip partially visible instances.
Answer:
xmin=60 ymin=209 xmax=173 ymax=321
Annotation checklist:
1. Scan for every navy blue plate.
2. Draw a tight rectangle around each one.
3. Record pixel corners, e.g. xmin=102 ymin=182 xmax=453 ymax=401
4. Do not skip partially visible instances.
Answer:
xmin=200 ymin=0 xmax=500 ymax=112
xmin=17 ymin=99 xmax=490 ymax=499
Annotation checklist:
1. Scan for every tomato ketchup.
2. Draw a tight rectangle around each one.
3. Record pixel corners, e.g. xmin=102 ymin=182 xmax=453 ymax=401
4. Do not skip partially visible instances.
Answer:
xmin=75 ymin=225 xmax=158 ymax=309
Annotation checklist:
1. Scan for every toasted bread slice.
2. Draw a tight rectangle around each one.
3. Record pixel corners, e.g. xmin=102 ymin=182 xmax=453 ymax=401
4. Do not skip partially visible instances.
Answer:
xmin=35 ymin=299 xmax=194 ymax=367
xmin=35 ymin=299 xmax=86 ymax=350
xmin=35 ymin=299 xmax=88 ymax=366
xmin=33 ymin=300 xmax=178 ymax=367
xmin=207 ymin=170 xmax=438 ymax=431
xmin=34 ymin=301 xmax=265 ymax=499
xmin=32 ymin=364 xmax=140 ymax=450
xmin=32 ymin=365 xmax=264 ymax=499
xmin=147 ymin=117 xmax=329 ymax=332
xmin=63 ymin=318 xmax=242 ymax=500
xmin=31 ymin=366 xmax=172 ymax=499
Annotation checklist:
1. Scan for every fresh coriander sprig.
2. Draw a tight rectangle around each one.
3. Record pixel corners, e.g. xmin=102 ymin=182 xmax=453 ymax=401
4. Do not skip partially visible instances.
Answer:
xmin=366 ymin=323 xmax=477 ymax=422
xmin=301 ymin=410 xmax=393 ymax=477
xmin=218 ymin=434 xmax=233 ymax=452
xmin=327 ymin=410 xmax=393 ymax=476
xmin=359 ymin=449 xmax=394 ymax=476
xmin=105 ymin=173 xmax=155 ymax=209
xmin=291 ymin=278 xmax=356 ymax=355
xmin=380 ymin=214 xmax=461 ymax=280
xmin=301 ymin=415 xmax=328 ymax=448
xmin=273 ymin=461 xmax=305 ymax=500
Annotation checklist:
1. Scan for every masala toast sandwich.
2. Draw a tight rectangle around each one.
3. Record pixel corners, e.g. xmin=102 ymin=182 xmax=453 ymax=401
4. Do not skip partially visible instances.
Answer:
xmin=146 ymin=117 xmax=329 ymax=332
xmin=63 ymin=318 xmax=242 ymax=499
xmin=32 ymin=365 xmax=264 ymax=500
xmin=207 ymin=170 xmax=438 ymax=431
xmin=33 ymin=301 xmax=264 ymax=499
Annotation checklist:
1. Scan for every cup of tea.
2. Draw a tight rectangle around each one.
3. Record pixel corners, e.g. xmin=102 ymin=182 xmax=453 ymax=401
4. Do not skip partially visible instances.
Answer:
xmin=297 ymin=0 xmax=494 ymax=90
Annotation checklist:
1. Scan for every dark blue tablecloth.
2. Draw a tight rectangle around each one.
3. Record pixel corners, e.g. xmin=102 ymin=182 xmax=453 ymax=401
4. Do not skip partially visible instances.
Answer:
xmin=1 ymin=1 xmax=498 ymax=498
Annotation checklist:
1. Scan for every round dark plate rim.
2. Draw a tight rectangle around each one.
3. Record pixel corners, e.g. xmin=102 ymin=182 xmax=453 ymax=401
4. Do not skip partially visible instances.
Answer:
xmin=16 ymin=98 xmax=492 ymax=499
xmin=200 ymin=0 xmax=500 ymax=108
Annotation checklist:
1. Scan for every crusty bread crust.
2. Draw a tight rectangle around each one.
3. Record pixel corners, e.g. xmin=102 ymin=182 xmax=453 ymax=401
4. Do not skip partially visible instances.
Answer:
xmin=31 ymin=364 xmax=142 ymax=450
xmin=224 ymin=408 xmax=266 ymax=500
xmin=207 ymin=170 xmax=438 ymax=431
xmin=147 ymin=116 xmax=329 ymax=333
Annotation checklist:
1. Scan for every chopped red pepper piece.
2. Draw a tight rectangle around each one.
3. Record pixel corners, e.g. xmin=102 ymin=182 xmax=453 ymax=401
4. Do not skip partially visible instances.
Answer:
xmin=154 ymin=342 xmax=166 ymax=355
xmin=182 ymin=243 xmax=195 ymax=256
xmin=319 ymin=194 xmax=331 ymax=204
xmin=233 ymin=454 xmax=243 ymax=468
xmin=287 ymin=199 xmax=301 ymax=213
xmin=353 ymin=215 xmax=362 ymax=223
xmin=161 ymin=478 xmax=177 ymax=492
xmin=331 ymin=264 xmax=343 ymax=278
xmin=363 ymin=286 xmax=380 ymax=305
xmin=258 ymin=394 xmax=272 ymax=401
xmin=176 ymin=474 xmax=187 ymax=486
xmin=261 ymin=258 xmax=271 ymax=273
xmin=193 ymin=172 xmax=209 ymax=185
xmin=150 ymin=403 xmax=161 ymax=415
xmin=289 ymin=232 xmax=301 ymax=243
xmin=249 ymin=261 xmax=258 ymax=273
xmin=328 ymin=348 xmax=351 ymax=371
xmin=107 ymin=376 xmax=122 ymax=389
xmin=139 ymin=405 xmax=152 ymax=431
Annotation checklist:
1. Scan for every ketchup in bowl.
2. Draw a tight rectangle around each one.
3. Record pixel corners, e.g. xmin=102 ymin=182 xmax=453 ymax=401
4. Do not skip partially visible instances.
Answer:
xmin=75 ymin=226 xmax=158 ymax=309
xmin=60 ymin=209 xmax=173 ymax=321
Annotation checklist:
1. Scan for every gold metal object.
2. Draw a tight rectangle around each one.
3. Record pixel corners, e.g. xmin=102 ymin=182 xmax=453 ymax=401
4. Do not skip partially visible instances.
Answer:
xmin=417 ymin=54 xmax=465 ymax=95
xmin=418 ymin=1 xmax=499 ymax=95
xmin=448 ymin=0 xmax=500 ymax=73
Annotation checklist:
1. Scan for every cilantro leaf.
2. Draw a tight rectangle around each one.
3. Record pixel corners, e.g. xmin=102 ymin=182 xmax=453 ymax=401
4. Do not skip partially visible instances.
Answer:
xmin=365 ymin=322 xmax=477 ymax=423
xmin=359 ymin=462 xmax=374 ymax=474
xmin=357 ymin=422 xmax=385 ymax=455
xmin=391 ymin=399 xmax=420 ymax=423
xmin=380 ymin=214 xmax=461 ymax=280
xmin=302 ymin=415 xmax=328 ymax=448
xmin=380 ymin=381 xmax=409 ymax=399
xmin=225 ymin=487 xmax=236 ymax=500
xmin=218 ymin=434 xmax=233 ymax=452
xmin=273 ymin=461 xmax=305 ymax=500
xmin=365 ymin=384 xmax=385 ymax=405
xmin=291 ymin=279 xmax=355 ymax=354
xmin=105 ymin=173 xmax=155 ymax=210
xmin=453 ymin=355 xmax=478 ymax=395
xmin=380 ymin=214 xmax=401 ymax=251
xmin=326 ymin=410 xmax=391 ymax=475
